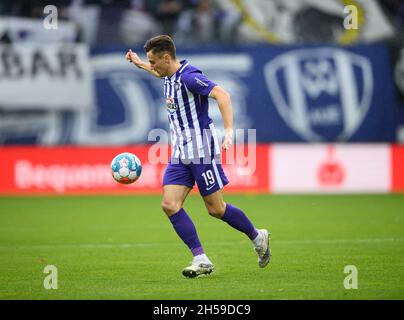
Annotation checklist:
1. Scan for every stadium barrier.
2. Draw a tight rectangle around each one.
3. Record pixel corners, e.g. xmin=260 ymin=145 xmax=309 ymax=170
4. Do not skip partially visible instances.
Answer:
xmin=0 ymin=144 xmax=403 ymax=195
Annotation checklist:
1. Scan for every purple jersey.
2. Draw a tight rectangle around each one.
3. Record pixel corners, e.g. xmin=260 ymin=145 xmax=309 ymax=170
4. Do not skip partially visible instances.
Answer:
xmin=164 ymin=60 xmax=221 ymax=161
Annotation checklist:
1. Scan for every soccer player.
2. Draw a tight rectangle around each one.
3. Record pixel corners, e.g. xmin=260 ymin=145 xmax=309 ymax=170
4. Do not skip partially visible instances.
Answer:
xmin=125 ymin=35 xmax=271 ymax=278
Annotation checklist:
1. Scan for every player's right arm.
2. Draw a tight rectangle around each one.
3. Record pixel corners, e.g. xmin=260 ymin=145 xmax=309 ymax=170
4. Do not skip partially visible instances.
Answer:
xmin=125 ymin=49 xmax=161 ymax=78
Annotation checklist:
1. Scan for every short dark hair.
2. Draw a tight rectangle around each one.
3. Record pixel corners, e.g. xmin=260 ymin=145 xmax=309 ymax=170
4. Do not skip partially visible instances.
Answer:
xmin=144 ymin=35 xmax=176 ymax=59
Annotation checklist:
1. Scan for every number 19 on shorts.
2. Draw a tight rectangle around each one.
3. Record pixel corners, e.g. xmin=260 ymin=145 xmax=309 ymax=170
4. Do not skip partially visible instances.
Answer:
xmin=202 ymin=170 xmax=215 ymax=187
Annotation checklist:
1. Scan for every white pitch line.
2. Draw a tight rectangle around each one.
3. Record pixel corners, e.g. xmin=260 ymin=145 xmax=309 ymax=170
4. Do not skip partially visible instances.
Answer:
xmin=0 ymin=238 xmax=403 ymax=250
xmin=273 ymin=238 xmax=404 ymax=244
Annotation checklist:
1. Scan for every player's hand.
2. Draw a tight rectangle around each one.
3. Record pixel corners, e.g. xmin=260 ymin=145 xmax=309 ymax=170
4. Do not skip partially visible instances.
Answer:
xmin=125 ymin=49 xmax=144 ymax=68
xmin=222 ymin=128 xmax=234 ymax=150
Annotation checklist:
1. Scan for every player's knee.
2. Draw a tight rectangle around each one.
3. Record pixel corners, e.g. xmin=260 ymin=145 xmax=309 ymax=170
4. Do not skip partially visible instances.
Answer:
xmin=208 ymin=210 xmax=222 ymax=219
xmin=161 ymin=200 xmax=181 ymax=216
xmin=207 ymin=204 xmax=226 ymax=219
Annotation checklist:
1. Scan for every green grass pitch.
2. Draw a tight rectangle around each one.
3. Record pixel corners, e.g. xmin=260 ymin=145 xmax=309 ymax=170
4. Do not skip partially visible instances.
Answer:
xmin=0 ymin=194 xmax=403 ymax=300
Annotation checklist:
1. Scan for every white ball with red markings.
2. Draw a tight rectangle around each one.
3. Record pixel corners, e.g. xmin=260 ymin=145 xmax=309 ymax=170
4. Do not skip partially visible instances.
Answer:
xmin=111 ymin=152 xmax=142 ymax=184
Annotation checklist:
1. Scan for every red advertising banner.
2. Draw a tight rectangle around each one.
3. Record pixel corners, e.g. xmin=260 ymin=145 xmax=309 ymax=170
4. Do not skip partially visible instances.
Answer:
xmin=4 ymin=144 xmax=402 ymax=195
xmin=392 ymin=145 xmax=404 ymax=192
xmin=0 ymin=145 xmax=270 ymax=195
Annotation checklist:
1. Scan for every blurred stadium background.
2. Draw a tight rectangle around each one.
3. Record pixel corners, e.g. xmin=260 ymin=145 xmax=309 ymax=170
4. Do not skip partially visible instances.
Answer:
xmin=0 ymin=0 xmax=404 ymax=194
xmin=1 ymin=0 xmax=404 ymax=300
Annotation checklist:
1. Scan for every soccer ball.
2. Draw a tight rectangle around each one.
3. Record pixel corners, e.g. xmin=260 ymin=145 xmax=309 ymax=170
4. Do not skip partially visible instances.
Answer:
xmin=111 ymin=152 xmax=142 ymax=184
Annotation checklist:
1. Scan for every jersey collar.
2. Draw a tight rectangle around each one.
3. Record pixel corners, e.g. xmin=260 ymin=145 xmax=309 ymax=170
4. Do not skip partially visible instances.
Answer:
xmin=177 ymin=60 xmax=189 ymax=75
xmin=167 ymin=60 xmax=189 ymax=80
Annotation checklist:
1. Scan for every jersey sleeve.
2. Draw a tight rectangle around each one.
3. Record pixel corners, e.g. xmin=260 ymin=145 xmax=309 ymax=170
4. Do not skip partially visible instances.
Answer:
xmin=182 ymin=72 xmax=217 ymax=96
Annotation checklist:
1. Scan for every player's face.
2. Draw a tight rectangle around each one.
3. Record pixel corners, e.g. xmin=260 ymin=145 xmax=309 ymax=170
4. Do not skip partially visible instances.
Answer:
xmin=147 ymin=51 xmax=170 ymax=77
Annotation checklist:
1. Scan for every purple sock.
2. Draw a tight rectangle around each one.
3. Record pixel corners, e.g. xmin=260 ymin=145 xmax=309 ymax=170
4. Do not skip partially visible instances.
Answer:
xmin=222 ymin=203 xmax=258 ymax=240
xmin=168 ymin=208 xmax=205 ymax=256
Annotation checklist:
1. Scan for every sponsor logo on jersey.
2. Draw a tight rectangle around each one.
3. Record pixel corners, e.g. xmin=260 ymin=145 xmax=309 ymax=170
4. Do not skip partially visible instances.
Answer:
xmin=195 ymin=77 xmax=209 ymax=87
xmin=166 ymin=97 xmax=178 ymax=113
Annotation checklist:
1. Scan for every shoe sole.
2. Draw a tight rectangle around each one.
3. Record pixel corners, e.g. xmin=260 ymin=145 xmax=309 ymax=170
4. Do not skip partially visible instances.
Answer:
xmin=182 ymin=265 xmax=214 ymax=278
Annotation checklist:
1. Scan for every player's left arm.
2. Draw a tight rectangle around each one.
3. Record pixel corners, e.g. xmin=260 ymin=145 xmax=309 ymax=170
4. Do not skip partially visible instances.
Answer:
xmin=209 ymin=86 xmax=234 ymax=150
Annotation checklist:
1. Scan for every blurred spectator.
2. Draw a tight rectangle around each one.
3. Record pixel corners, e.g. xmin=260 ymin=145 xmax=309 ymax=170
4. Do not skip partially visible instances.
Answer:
xmin=0 ymin=0 xmax=16 ymax=15
xmin=145 ymin=0 xmax=184 ymax=36
xmin=379 ymin=0 xmax=404 ymax=31
xmin=93 ymin=0 xmax=131 ymax=46
xmin=0 ymin=0 xmax=70 ymax=19
xmin=67 ymin=0 xmax=102 ymax=45
xmin=119 ymin=1 xmax=162 ymax=45
xmin=0 ymin=0 xmax=81 ymax=43
xmin=213 ymin=0 xmax=242 ymax=43
xmin=175 ymin=0 xmax=214 ymax=44
xmin=1 ymin=0 xmax=401 ymax=46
